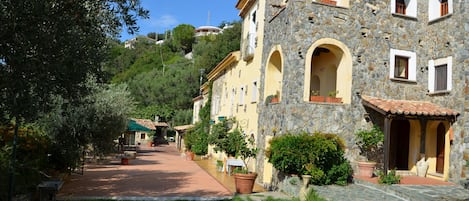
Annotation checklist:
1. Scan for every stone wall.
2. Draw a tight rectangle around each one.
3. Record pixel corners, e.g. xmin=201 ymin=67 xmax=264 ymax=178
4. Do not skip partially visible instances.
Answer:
xmin=257 ymin=0 xmax=468 ymax=187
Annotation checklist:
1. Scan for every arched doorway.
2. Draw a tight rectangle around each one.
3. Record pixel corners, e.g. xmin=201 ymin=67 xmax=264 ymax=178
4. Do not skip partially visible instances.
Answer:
xmin=390 ymin=119 xmax=410 ymax=170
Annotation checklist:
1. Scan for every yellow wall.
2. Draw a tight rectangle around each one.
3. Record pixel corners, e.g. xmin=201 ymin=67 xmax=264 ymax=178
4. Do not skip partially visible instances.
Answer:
xmin=206 ymin=0 xmax=266 ymax=173
xmin=425 ymin=121 xmax=451 ymax=180
xmin=265 ymin=46 xmax=283 ymax=100
xmin=263 ymin=135 xmax=273 ymax=184
xmin=408 ymin=120 xmax=421 ymax=173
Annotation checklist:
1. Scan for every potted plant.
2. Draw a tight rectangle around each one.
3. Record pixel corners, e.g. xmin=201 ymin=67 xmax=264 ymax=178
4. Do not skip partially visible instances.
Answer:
xmin=355 ymin=125 xmax=384 ymax=177
xmin=309 ymin=90 xmax=324 ymax=102
xmin=230 ymin=128 xmax=258 ymax=194
xmin=265 ymin=91 xmax=280 ymax=105
xmin=120 ymin=156 xmax=129 ymax=165
xmin=209 ymin=120 xmax=258 ymax=194
xmin=326 ymin=90 xmax=342 ymax=103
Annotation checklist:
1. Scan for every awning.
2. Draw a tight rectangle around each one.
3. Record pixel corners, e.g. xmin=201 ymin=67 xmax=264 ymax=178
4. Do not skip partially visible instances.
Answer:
xmin=128 ymin=119 xmax=153 ymax=132
xmin=361 ymin=95 xmax=459 ymax=119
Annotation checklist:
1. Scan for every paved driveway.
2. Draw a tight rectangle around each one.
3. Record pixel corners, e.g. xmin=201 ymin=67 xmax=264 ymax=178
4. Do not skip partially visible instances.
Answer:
xmin=57 ymin=144 xmax=232 ymax=200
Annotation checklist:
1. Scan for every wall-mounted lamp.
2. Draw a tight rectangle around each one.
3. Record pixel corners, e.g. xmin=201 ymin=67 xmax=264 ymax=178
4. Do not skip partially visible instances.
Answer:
xmin=364 ymin=113 xmax=371 ymax=122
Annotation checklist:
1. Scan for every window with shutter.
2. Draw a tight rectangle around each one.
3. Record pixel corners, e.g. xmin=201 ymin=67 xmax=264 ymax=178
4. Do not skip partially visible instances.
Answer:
xmin=435 ymin=64 xmax=447 ymax=91
xmin=441 ymin=0 xmax=449 ymax=16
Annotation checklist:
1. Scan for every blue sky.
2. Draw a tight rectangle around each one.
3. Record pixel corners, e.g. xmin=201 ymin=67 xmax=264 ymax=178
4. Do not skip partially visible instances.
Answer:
xmin=120 ymin=0 xmax=241 ymax=41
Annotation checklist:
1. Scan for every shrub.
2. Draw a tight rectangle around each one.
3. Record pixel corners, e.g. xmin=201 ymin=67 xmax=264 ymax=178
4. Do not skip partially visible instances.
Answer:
xmin=189 ymin=122 xmax=209 ymax=155
xmin=265 ymin=133 xmax=309 ymax=174
xmin=184 ymin=129 xmax=195 ymax=151
xmin=266 ymin=132 xmax=352 ymax=185
xmin=307 ymin=166 xmax=325 ymax=185
xmin=0 ymin=124 xmax=50 ymax=199
xmin=356 ymin=125 xmax=384 ymax=160
xmin=326 ymin=161 xmax=353 ymax=185
xmin=378 ymin=169 xmax=401 ymax=184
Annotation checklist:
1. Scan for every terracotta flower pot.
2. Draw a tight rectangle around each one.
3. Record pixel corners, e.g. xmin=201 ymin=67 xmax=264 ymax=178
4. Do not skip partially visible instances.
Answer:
xmin=121 ymin=158 xmax=129 ymax=165
xmin=270 ymin=97 xmax=279 ymax=103
xmin=186 ymin=151 xmax=195 ymax=160
xmin=234 ymin=173 xmax=258 ymax=194
xmin=357 ymin=161 xmax=376 ymax=177
xmin=310 ymin=96 xmax=325 ymax=102
xmin=326 ymin=97 xmax=342 ymax=103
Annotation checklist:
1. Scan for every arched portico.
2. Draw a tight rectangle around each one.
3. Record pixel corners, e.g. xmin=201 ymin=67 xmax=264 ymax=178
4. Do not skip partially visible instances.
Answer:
xmin=304 ymin=38 xmax=353 ymax=104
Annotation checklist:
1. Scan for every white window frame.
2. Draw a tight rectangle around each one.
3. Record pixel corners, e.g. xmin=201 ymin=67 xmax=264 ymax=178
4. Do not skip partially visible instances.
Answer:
xmin=251 ymin=81 xmax=258 ymax=103
xmin=390 ymin=0 xmax=417 ymax=18
xmin=230 ymin=88 xmax=235 ymax=117
xmin=239 ymin=86 xmax=245 ymax=105
xmin=248 ymin=5 xmax=257 ymax=49
xmin=428 ymin=56 xmax=452 ymax=93
xmin=212 ymin=95 xmax=220 ymax=116
xmin=389 ymin=49 xmax=417 ymax=82
xmin=428 ymin=0 xmax=453 ymax=22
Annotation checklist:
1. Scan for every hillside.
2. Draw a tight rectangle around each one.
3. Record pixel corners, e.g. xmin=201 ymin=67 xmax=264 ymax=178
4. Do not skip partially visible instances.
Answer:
xmin=103 ymin=21 xmax=241 ymax=126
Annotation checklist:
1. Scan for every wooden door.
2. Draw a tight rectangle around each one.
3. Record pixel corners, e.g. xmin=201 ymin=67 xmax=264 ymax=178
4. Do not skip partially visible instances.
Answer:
xmin=436 ymin=123 xmax=445 ymax=174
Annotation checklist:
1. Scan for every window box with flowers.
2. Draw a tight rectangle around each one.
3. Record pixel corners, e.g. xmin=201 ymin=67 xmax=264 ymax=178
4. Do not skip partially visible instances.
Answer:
xmin=310 ymin=90 xmax=325 ymax=103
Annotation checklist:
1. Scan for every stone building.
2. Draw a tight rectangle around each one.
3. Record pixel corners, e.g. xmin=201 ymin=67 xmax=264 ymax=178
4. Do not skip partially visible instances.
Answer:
xmin=255 ymin=0 xmax=468 ymax=187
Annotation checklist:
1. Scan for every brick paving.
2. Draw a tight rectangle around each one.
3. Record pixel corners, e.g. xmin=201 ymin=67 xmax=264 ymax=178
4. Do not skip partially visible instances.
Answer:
xmin=56 ymin=143 xmax=469 ymax=201
xmin=57 ymin=144 xmax=233 ymax=200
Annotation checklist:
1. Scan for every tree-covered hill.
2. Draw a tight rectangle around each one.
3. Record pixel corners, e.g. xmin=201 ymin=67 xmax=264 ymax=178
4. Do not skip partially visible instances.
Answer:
xmin=103 ymin=21 xmax=241 ymax=126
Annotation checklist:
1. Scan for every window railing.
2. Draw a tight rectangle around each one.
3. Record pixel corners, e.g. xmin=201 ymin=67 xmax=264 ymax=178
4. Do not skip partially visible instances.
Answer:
xmin=441 ymin=2 xmax=449 ymax=16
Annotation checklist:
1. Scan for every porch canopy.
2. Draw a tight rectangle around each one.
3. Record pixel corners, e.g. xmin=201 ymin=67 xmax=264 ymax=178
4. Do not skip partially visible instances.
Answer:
xmin=360 ymin=95 xmax=459 ymax=174
xmin=361 ymin=95 xmax=459 ymax=119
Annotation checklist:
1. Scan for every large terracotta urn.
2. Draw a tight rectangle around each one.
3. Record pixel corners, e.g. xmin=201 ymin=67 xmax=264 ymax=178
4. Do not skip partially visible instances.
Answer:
xmin=234 ymin=173 xmax=258 ymax=194
xmin=357 ymin=161 xmax=376 ymax=177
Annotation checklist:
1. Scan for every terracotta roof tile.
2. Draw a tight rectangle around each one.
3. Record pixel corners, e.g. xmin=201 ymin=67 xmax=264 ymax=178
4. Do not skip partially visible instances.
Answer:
xmin=361 ymin=95 xmax=459 ymax=117
xmin=154 ymin=122 xmax=169 ymax=127
xmin=173 ymin=124 xmax=194 ymax=131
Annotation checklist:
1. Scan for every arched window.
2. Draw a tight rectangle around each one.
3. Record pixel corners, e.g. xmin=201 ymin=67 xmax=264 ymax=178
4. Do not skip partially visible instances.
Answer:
xmin=265 ymin=47 xmax=283 ymax=104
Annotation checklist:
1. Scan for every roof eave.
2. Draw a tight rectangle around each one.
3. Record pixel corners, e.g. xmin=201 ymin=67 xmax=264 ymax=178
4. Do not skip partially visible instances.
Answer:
xmin=207 ymin=51 xmax=240 ymax=81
